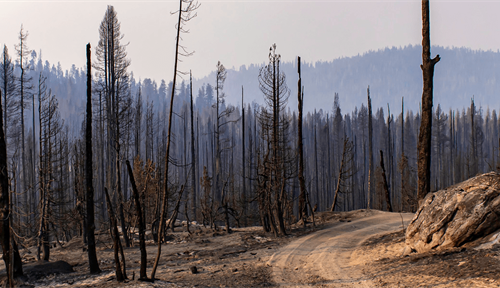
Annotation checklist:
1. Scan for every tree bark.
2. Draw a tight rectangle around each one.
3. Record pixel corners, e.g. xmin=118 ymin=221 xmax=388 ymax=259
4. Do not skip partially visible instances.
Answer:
xmin=242 ymin=86 xmax=247 ymax=226
xmin=190 ymin=71 xmax=196 ymax=221
xmin=104 ymin=188 xmax=127 ymax=282
xmin=125 ymin=160 xmax=147 ymax=280
xmin=314 ymin=116 xmax=319 ymax=209
xmin=86 ymin=43 xmax=101 ymax=274
xmin=367 ymin=87 xmax=373 ymax=209
xmin=331 ymin=138 xmax=348 ymax=212
xmin=418 ymin=0 xmax=440 ymax=202
xmin=297 ymin=56 xmax=307 ymax=226
xmin=168 ymin=185 xmax=185 ymax=232
xmin=379 ymin=150 xmax=392 ymax=212
xmin=0 ymin=88 xmax=14 ymax=286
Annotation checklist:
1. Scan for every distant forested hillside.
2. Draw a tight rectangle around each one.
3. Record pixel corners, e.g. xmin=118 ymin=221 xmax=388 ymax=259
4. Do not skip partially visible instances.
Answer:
xmin=194 ymin=45 xmax=500 ymax=114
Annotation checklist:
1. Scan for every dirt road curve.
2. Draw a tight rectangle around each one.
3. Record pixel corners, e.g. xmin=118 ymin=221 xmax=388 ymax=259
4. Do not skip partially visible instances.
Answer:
xmin=269 ymin=210 xmax=414 ymax=287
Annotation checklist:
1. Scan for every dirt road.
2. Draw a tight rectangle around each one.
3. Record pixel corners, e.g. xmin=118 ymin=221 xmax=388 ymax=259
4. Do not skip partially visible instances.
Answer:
xmin=269 ymin=210 xmax=414 ymax=287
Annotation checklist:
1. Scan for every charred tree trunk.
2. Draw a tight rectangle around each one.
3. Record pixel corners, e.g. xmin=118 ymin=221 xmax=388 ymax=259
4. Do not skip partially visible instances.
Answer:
xmin=242 ymin=86 xmax=247 ymax=226
xmin=417 ymin=0 xmax=440 ymax=202
xmin=297 ymin=57 xmax=307 ymax=226
xmin=168 ymin=185 xmax=185 ymax=232
xmin=116 ymin=158 xmax=130 ymax=248
xmin=380 ymin=150 xmax=392 ymax=212
xmin=151 ymin=0 xmax=184 ymax=279
xmin=125 ymin=160 xmax=147 ymax=280
xmin=401 ymin=97 xmax=405 ymax=211
xmin=224 ymin=201 xmax=231 ymax=233
xmin=331 ymin=138 xmax=348 ymax=212
xmin=190 ymin=71 xmax=196 ymax=221
xmin=314 ymin=119 xmax=319 ymax=209
xmin=0 ymin=88 xmax=15 ymax=286
xmin=367 ymin=87 xmax=373 ymax=209
xmin=86 ymin=43 xmax=101 ymax=274
xmin=326 ymin=114 xmax=331 ymax=211
xmin=105 ymin=188 xmax=127 ymax=282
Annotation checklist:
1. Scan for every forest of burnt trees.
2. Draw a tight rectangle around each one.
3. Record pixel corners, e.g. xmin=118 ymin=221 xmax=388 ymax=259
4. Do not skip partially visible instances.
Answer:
xmin=0 ymin=0 xmax=499 ymax=283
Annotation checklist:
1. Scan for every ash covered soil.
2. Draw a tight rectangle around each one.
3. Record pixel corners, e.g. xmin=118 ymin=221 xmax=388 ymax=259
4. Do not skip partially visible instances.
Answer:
xmin=3 ymin=210 xmax=500 ymax=287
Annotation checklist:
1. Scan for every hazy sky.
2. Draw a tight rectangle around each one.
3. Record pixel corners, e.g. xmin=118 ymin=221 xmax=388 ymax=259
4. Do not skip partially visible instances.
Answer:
xmin=1 ymin=0 xmax=500 ymax=83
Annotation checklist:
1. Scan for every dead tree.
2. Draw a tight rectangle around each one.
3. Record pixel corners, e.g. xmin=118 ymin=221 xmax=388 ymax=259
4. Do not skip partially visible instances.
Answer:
xmin=331 ymin=137 xmax=354 ymax=211
xmin=212 ymin=61 xmax=238 ymax=232
xmin=85 ymin=43 xmax=101 ymax=274
xmin=379 ymin=150 xmax=392 ymax=212
xmin=241 ymin=86 xmax=247 ymax=226
xmin=214 ymin=62 xmax=225 ymax=205
xmin=367 ymin=87 xmax=373 ymax=209
xmin=104 ymin=188 xmax=127 ymax=282
xmin=257 ymin=44 xmax=293 ymax=237
xmin=38 ymin=84 xmax=62 ymax=261
xmin=417 ymin=0 xmax=440 ymax=202
xmin=168 ymin=184 xmax=186 ymax=232
xmin=16 ymin=25 xmax=33 ymax=219
xmin=220 ymin=179 xmax=231 ymax=233
xmin=125 ymin=160 xmax=147 ymax=280
xmin=0 ymin=88 xmax=19 ymax=287
xmin=190 ymin=71 xmax=196 ymax=220
xmin=95 ymin=5 xmax=132 ymax=248
xmin=297 ymin=56 xmax=307 ymax=226
xmin=1 ymin=45 xmax=17 ymax=156
xmin=200 ymin=166 xmax=216 ymax=228
xmin=387 ymin=104 xmax=394 ymax=207
xmin=151 ymin=0 xmax=199 ymax=279
xmin=401 ymin=97 xmax=405 ymax=210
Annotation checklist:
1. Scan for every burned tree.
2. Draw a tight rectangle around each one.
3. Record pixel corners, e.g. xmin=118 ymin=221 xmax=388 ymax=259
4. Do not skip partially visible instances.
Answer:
xmin=104 ymin=188 xmax=127 ymax=282
xmin=125 ymin=160 xmax=147 ymax=280
xmin=1 ymin=45 xmax=18 ymax=145
xmin=151 ymin=0 xmax=200 ymax=280
xmin=0 ymin=88 xmax=23 ymax=286
xmin=367 ymin=86 xmax=373 ymax=209
xmin=213 ymin=61 xmax=237 ymax=233
xmin=379 ymin=150 xmax=392 ymax=212
xmin=95 ymin=5 xmax=132 ymax=247
xmin=85 ymin=43 xmax=101 ymax=274
xmin=257 ymin=44 xmax=294 ymax=237
xmin=331 ymin=137 xmax=354 ymax=211
xmin=190 ymin=71 xmax=197 ymax=220
xmin=15 ymin=25 xmax=33 ymax=224
xmin=37 ymin=81 xmax=62 ymax=261
xmin=297 ymin=56 xmax=306 ymax=226
xmin=417 ymin=0 xmax=440 ymax=202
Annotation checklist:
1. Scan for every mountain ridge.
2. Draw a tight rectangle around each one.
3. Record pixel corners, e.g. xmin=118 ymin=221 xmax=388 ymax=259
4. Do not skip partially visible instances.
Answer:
xmin=192 ymin=45 xmax=500 ymax=115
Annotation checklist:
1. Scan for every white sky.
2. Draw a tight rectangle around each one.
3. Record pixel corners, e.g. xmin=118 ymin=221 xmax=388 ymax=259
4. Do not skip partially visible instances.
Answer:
xmin=1 ymin=0 xmax=500 ymax=82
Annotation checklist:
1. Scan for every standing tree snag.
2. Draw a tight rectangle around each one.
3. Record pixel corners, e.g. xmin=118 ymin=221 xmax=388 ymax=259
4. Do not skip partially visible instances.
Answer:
xmin=330 ymin=137 xmax=354 ymax=212
xmin=126 ymin=160 xmax=147 ymax=280
xmin=379 ymin=150 xmax=392 ymax=212
xmin=242 ymin=86 xmax=247 ymax=226
xmin=151 ymin=0 xmax=199 ymax=280
xmin=418 ymin=0 xmax=440 ymax=202
xmin=95 ymin=5 xmax=132 ymax=248
xmin=104 ymin=188 xmax=127 ymax=282
xmin=257 ymin=44 xmax=292 ymax=237
xmin=367 ymin=86 xmax=373 ymax=209
xmin=297 ymin=56 xmax=307 ymax=227
xmin=0 ymin=88 xmax=13 ymax=287
xmin=86 ymin=43 xmax=101 ymax=274
xmin=190 ymin=71 xmax=196 ymax=221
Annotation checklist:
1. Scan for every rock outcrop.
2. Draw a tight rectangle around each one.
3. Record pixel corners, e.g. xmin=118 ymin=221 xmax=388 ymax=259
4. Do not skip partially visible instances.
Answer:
xmin=405 ymin=172 xmax=500 ymax=253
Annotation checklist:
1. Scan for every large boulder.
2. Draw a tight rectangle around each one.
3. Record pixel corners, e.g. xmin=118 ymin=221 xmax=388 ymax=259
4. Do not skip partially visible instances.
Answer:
xmin=405 ymin=172 xmax=500 ymax=253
